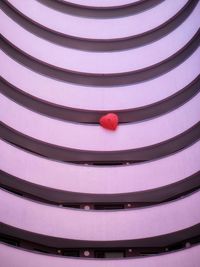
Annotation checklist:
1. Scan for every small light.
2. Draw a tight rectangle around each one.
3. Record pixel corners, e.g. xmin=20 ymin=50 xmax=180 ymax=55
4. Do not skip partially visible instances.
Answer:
xmin=57 ymin=250 xmax=61 ymax=254
xmin=84 ymin=250 xmax=90 ymax=257
xmin=84 ymin=205 xmax=90 ymax=210
xmin=128 ymin=249 xmax=132 ymax=253
xmin=127 ymin=203 xmax=132 ymax=208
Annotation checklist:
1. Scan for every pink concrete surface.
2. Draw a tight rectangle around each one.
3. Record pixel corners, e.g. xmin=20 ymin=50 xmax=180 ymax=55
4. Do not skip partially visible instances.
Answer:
xmin=1 ymin=92 xmax=199 ymax=151
xmin=1 ymin=243 xmax=200 ymax=267
xmin=7 ymin=0 xmax=187 ymax=39
xmin=1 ymin=0 xmax=199 ymax=265
xmin=1 ymin=189 xmax=200 ymax=240
xmin=1 ymin=140 xmax=199 ymax=194
xmin=1 ymin=3 xmax=199 ymax=73
xmin=1 ymin=49 xmax=199 ymax=110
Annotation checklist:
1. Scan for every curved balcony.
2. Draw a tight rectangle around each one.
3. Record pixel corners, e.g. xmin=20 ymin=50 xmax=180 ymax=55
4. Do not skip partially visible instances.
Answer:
xmin=1 ymin=2 xmax=199 ymax=74
xmin=37 ymin=0 xmax=164 ymax=18
xmin=1 ymin=76 xmax=199 ymax=123
xmin=4 ymin=0 xmax=188 ymax=39
xmin=1 ymin=31 xmax=199 ymax=86
xmin=0 ymin=243 xmax=200 ymax=266
xmin=1 ymin=0 xmax=199 ymax=264
xmin=0 ymin=189 xmax=200 ymax=240
xmin=1 ymin=223 xmax=199 ymax=258
xmin=1 ymin=49 xmax=199 ymax=110
xmin=2 ymin=0 xmax=197 ymax=51
xmin=1 ymin=92 xmax=199 ymax=151
xmin=1 ymin=140 xmax=199 ymax=194
xmin=1 ymin=170 xmax=199 ymax=207
xmin=1 ymin=120 xmax=199 ymax=163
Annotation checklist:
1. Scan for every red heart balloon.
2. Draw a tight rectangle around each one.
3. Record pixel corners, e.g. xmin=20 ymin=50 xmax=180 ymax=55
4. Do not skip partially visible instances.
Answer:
xmin=99 ymin=113 xmax=119 ymax=131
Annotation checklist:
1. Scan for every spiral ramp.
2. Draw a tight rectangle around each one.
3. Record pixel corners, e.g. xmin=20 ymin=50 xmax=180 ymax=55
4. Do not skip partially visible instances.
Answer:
xmin=0 ymin=0 xmax=200 ymax=266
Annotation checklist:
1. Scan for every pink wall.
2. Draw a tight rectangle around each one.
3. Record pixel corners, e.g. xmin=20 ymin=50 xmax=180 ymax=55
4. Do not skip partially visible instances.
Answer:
xmin=1 ymin=3 xmax=199 ymax=73
xmin=1 ymin=92 xmax=199 ymax=150
xmin=1 ymin=0 xmax=199 ymax=265
xmin=1 ymin=140 xmax=199 ymax=194
xmin=1 ymin=48 xmax=199 ymax=110
xmin=5 ymin=0 xmax=188 ymax=39
xmin=1 ymin=243 xmax=200 ymax=267
xmin=1 ymin=189 xmax=199 ymax=240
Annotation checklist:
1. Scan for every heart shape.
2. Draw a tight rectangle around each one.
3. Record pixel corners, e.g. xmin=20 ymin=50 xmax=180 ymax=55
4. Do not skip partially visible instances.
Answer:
xmin=99 ymin=113 xmax=119 ymax=131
